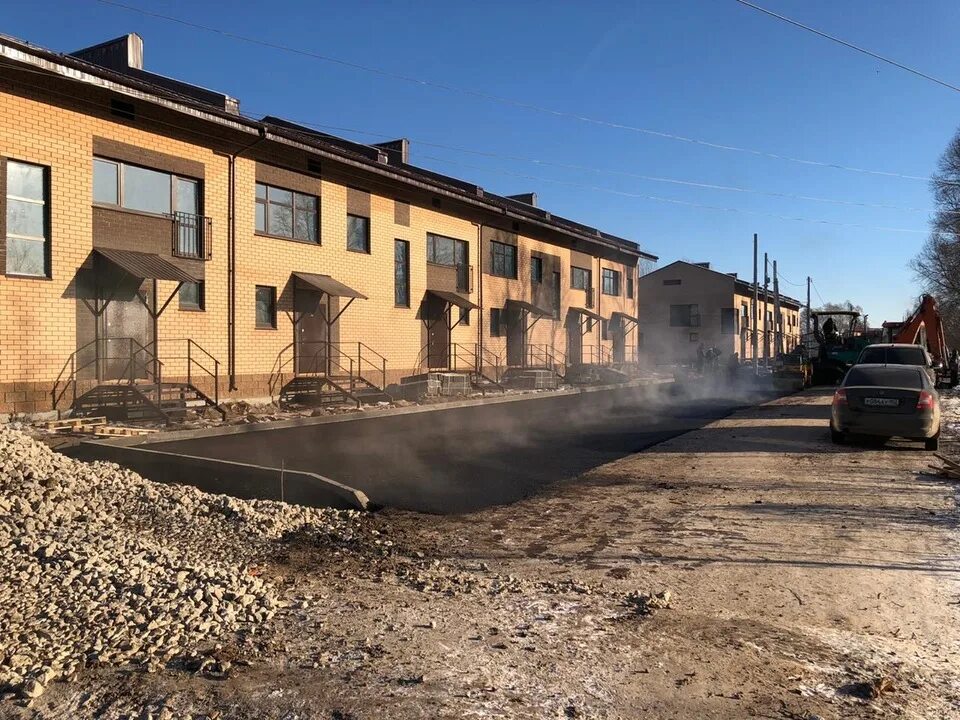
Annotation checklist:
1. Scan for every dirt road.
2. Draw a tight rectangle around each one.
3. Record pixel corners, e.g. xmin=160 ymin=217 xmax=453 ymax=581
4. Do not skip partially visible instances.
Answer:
xmin=14 ymin=388 xmax=960 ymax=719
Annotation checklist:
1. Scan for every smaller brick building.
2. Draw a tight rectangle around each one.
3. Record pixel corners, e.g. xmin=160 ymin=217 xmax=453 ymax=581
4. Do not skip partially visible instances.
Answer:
xmin=637 ymin=261 xmax=802 ymax=365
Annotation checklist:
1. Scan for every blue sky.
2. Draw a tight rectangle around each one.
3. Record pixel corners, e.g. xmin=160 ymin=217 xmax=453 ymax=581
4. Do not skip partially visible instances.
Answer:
xmin=6 ymin=0 xmax=960 ymax=324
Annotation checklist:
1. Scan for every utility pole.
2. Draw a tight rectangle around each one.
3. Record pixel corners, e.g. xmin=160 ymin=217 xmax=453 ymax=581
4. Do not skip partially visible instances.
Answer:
xmin=806 ymin=276 xmax=811 ymax=335
xmin=762 ymin=253 xmax=769 ymax=364
xmin=752 ymin=234 xmax=759 ymax=375
xmin=773 ymin=260 xmax=781 ymax=357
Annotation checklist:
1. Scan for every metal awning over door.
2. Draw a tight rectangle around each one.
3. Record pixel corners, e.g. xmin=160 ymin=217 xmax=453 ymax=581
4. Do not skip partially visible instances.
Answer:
xmin=426 ymin=289 xmax=478 ymax=311
xmin=506 ymin=298 xmax=553 ymax=332
xmin=92 ymin=248 xmax=199 ymax=320
xmin=611 ymin=311 xmax=639 ymax=332
xmin=293 ymin=272 xmax=368 ymax=300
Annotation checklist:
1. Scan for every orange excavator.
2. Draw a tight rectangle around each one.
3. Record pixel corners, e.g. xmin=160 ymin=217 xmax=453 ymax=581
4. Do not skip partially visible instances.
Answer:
xmin=882 ymin=294 xmax=959 ymax=387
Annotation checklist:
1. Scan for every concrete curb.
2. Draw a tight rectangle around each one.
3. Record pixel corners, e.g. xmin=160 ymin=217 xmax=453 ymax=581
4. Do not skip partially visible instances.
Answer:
xmin=92 ymin=376 xmax=675 ymax=448
xmin=69 ymin=441 xmax=370 ymax=511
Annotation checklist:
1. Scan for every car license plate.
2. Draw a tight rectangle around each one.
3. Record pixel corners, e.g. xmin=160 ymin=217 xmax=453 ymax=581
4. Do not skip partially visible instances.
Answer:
xmin=864 ymin=397 xmax=899 ymax=407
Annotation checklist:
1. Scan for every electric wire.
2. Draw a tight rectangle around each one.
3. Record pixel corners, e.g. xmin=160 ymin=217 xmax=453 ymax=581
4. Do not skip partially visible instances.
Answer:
xmin=91 ymin=0 xmax=944 ymax=183
xmin=733 ymin=0 xmax=960 ymax=94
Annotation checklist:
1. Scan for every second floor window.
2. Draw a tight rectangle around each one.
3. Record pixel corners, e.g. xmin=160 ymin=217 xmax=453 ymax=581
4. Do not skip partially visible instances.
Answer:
xmin=601 ymin=268 xmax=621 ymax=296
xmin=571 ymin=266 xmax=591 ymax=290
xmin=93 ymin=158 xmax=198 ymax=217
xmin=347 ymin=214 xmax=370 ymax=253
xmin=427 ymin=233 xmax=469 ymax=291
xmin=255 ymin=182 xmax=318 ymax=243
xmin=394 ymin=239 xmax=410 ymax=307
xmin=490 ymin=241 xmax=517 ymax=278
xmin=670 ymin=304 xmax=700 ymax=327
xmin=531 ymin=256 xmax=543 ymax=284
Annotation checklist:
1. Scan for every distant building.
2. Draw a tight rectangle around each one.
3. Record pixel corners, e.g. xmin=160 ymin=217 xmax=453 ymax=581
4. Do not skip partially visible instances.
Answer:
xmin=637 ymin=261 xmax=802 ymax=365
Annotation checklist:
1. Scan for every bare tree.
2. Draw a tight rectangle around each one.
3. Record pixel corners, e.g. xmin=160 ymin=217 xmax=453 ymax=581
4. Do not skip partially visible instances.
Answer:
xmin=911 ymin=129 xmax=960 ymax=346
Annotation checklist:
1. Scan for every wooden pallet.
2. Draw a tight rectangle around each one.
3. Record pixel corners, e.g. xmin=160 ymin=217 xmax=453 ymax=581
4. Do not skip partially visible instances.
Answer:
xmin=44 ymin=416 xmax=107 ymax=432
xmin=86 ymin=425 xmax=159 ymax=437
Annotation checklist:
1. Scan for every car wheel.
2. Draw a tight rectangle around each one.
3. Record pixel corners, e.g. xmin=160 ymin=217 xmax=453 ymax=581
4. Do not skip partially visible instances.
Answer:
xmin=830 ymin=427 xmax=845 ymax=444
xmin=925 ymin=434 xmax=940 ymax=451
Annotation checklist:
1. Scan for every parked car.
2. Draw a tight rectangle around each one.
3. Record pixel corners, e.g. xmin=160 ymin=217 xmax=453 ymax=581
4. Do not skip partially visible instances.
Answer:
xmin=831 ymin=364 xmax=941 ymax=450
xmin=854 ymin=343 xmax=937 ymax=385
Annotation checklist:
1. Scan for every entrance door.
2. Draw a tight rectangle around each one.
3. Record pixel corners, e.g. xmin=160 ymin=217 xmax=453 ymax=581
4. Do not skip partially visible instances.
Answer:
xmin=612 ymin=318 xmax=625 ymax=363
xmin=100 ymin=274 xmax=153 ymax=381
xmin=425 ymin=294 xmax=449 ymax=369
xmin=505 ymin=306 xmax=525 ymax=366
xmin=295 ymin=288 xmax=329 ymax=374
xmin=567 ymin=314 xmax=583 ymax=365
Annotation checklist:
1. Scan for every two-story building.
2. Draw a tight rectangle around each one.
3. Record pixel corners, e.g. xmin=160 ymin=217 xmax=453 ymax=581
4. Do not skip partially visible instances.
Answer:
xmin=0 ymin=32 xmax=655 ymax=418
xmin=637 ymin=260 xmax=802 ymax=365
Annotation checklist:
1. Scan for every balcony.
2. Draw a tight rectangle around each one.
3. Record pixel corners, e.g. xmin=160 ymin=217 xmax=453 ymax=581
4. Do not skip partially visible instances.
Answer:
xmin=171 ymin=211 xmax=213 ymax=260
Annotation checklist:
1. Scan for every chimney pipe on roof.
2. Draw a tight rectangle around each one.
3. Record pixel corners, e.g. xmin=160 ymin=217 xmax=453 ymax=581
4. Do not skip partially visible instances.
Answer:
xmin=693 ymin=262 xmax=711 ymax=269
xmin=71 ymin=33 xmax=143 ymax=71
xmin=373 ymin=139 xmax=409 ymax=165
xmin=506 ymin=192 xmax=538 ymax=207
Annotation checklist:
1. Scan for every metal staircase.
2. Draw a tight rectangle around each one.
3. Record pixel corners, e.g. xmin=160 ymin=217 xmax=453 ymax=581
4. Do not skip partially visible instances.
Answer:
xmin=53 ymin=338 xmax=224 ymax=423
xmin=271 ymin=341 xmax=391 ymax=407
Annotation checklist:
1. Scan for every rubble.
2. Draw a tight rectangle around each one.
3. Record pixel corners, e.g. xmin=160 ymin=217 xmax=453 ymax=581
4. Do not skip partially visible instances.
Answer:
xmin=0 ymin=428 xmax=362 ymax=700
xmin=624 ymin=589 xmax=673 ymax=616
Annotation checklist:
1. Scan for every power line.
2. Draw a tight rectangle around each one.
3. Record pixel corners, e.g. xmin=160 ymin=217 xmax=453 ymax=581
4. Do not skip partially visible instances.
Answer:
xmin=734 ymin=0 xmax=960 ymax=94
xmin=418 ymin=153 xmax=941 ymax=235
xmin=241 ymin=110 xmax=950 ymax=214
xmin=93 ymin=0 xmax=939 ymax=183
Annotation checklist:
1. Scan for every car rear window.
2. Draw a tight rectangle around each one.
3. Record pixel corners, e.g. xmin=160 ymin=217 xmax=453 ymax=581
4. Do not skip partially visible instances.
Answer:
xmin=844 ymin=367 xmax=923 ymax=389
xmin=858 ymin=347 xmax=926 ymax=365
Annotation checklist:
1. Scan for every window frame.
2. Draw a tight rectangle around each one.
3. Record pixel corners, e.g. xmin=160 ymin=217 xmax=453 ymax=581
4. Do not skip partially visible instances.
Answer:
xmin=178 ymin=280 xmax=205 ymax=312
xmin=255 ymin=285 xmax=277 ymax=329
xmin=670 ymin=304 xmax=700 ymax=327
xmin=530 ymin=255 xmax=544 ymax=285
xmin=601 ymin=268 xmax=621 ymax=296
xmin=394 ymin=239 xmax=410 ymax=308
xmin=426 ymin=232 xmax=459 ymax=266
xmin=92 ymin=157 xmax=200 ymax=219
xmin=571 ymin=266 xmax=591 ymax=290
xmin=490 ymin=308 xmax=503 ymax=337
xmin=347 ymin=213 xmax=371 ymax=254
xmin=490 ymin=240 xmax=517 ymax=279
xmin=5 ymin=159 xmax=51 ymax=279
xmin=254 ymin=181 xmax=319 ymax=244
xmin=626 ymin=276 xmax=634 ymax=299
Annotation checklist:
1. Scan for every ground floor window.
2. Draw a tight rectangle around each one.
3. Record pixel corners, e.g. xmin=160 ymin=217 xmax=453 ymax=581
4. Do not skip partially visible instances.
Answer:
xmin=5 ymin=160 xmax=49 ymax=277
xmin=394 ymin=239 xmax=410 ymax=307
xmin=179 ymin=281 xmax=204 ymax=310
xmin=255 ymin=285 xmax=277 ymax=328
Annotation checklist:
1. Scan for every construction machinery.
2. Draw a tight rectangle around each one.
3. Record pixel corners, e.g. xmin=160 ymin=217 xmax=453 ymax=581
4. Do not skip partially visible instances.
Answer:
xmin=806 ymin=310 xmax=872 ymax=385
xmin=881 ymin=294 xmax=959 ymax=387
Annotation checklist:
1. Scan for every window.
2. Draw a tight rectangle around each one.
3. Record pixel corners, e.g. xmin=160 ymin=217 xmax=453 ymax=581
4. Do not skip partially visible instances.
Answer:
xmin=670 ymin=304 xmax=700 ymax=327
xmin=720 ymin=308 xmax=737 ymax=334
xmin=427 ymin=234 xmax=470 ymax=291
xmin=601 ymin=268 xmax=621 ymax=296
xmin=394 ymin=239 xmax=410 ymax=307
xmin=255 ymin=182 xmax=318 ymax=243
xmin=459 ymin=306 xmax=470 ymax=326
xmin=255 ymin=285 xmax=276 ymax=329
xmin=490 ymin=308 xmax=503 ymax=337
xmin=427 ymin=233 xmax=457 ymax=265
xmin=490 ymin=240 xmax=517 ymax=278
xmin=663 ymin=279 xmax=681 ymax=286
xmin=601 ymin=319 xmax=609 ymax=340
xmin=347 ymin=214 xmax=370 ymax=253
xmin=571 ymin=266 xmax=591 ymax=290
xmin=531 ymin=256 xmax=543 ymax=284
xmin=179 ymin=281 xmax=204 ymax=311
xmin=689 ymin=332 xmax=699 ymax=342
xmin=93 ymin=158 xmax=199 ymax=217
xmin=627 ymin=276 xmax=634 ymax=299
xmin=552 ymin=271 xmax=561 ymax=319
xmin=5 ymin=160 xmax=49 ymax=277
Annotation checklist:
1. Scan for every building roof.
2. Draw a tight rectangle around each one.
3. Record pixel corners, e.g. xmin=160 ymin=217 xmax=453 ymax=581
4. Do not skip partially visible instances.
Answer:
xmin=643 ymin=260 xmax=803 ymax=309
xmin=0 ymin=32 xmax=656 ymax=264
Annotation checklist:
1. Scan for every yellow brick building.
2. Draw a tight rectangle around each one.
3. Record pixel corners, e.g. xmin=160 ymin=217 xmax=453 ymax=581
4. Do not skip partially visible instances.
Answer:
xmin=0 ymin=33 xmax=654 ymax=416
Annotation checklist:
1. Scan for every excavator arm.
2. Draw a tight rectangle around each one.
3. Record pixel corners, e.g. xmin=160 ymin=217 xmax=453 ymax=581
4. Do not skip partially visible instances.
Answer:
xmin=891 ymin=294 xmax=949 ymax=364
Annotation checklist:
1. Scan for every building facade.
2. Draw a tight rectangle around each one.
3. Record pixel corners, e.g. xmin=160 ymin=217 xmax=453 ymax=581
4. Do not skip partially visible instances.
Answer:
xmin=0 ymin=33 xmax=654 ymax=416
xmin=637 ymin=261 xmax=801 ymax=365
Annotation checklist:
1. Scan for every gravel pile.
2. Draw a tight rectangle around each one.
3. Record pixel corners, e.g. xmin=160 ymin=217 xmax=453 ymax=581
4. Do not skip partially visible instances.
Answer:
xmin=0 ymin=428 xmax=362 ymax=701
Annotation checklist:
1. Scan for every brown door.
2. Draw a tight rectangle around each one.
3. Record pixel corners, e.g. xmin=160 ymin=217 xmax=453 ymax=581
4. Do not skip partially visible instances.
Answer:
xmin=295 ymin=288 xmax=328 ymax=374
xmin=612 ymin=318 xmax=625 ymax=363
xmin=567 ymin=314 xmax=583 ymax=365
xmin=426 ymin=294 xmax=449 ymax=369
xmin=100 ymin=274 xmax=153 ymax=382
xmin=506 ymin=306 xmax=525 ymax=366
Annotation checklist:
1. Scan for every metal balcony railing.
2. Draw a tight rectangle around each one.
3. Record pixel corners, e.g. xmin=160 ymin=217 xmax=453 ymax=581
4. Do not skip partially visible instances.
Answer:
xmin=171 ymin=211 xmax=213 ymax=260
